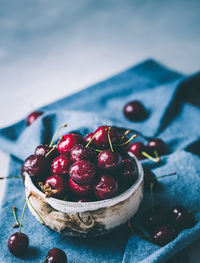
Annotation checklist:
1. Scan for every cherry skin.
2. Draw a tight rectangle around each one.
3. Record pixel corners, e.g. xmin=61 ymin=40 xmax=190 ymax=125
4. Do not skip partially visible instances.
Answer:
xmin=8 ymin=232 xmax=29 ymax=257
xmin=169 ymin=205 xmax=196 ymax=231
xmin=23 ymin=155 xmax=49 ymax=180
xmin=83 ymin=132 xmax=94 ymax=146
xmin=44 ymin=175 xmax=68 ymax=198
xmin=46 ymin=248 xmax=67 ymax=263
xmin=69 ymin=178 xmax=91 ymax=196
xmin=118 ymin=158 xmax=138 ymax=186
xmin=129 ymin=142 xmax=146 ymax=160
xmin=93 ymin=125 xmax=120 ymax=149
xmin=58 ymin=133 xmax=83 ymax=154
xmin=152 ymin=224 xmax=178 ymax=246
xmin=147 ymin=138 xmax=166 ymax=156
xmin=26 ymin=111 xmax=43 ymax=126
xmin=98 ymin=150 xmax=121 ymax=172
xmin=69 ymin=160 xmax=96 ymax=184
xmin=34 ymin=144 xmax=59 ymax=162
xmin=142 ymin=205 xmax=169 ymax=233
xmin=70 ymin=144 xmax=96 ymax=162
xmin=143 ymin=167 xmax=157 ymax=191
xmin=123 ymin=100 xmax=148 ymax=121
xmin=94 ymin=174 xmax=118 ymax=200
xmin=51 ymin=155 xmax=71 ymax=175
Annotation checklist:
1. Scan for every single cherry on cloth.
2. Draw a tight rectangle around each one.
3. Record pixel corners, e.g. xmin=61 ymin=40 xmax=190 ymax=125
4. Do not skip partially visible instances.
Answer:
xmin=26 ymin=111 xmax=43 ymax=126
xmin=51 ymin=155 xmax=71 ymax=175
xmin=98 ymin=150 xmax=121 ymax=172
xmin=69 ymin=160 xmax=96 ymax=184
xmin=94 ymin=174 xmax=118 ymax=200
xmin=83 ymin=132 xmax=94 ymax=146
xmin=152 ymin=224 xmax=178 ymax=246
xmin=147 ymin=138 xmax=166 ymax=156
xmin=93 ymin=125 xmax=120 ymax=149
xmin=118 ymin=158 xmax=138 ymax=186
xmin=58 ymin=133 xmax=83 ymax=154
xmin=46 ymin=248 xmax=67 ymax=263
xmin=70 ymin=143 xmax=96 ymax=162
xmin=69 ymin=178 xmax=91 ymax=196
xmin=143 ymin=167 xmax=157 ymax=191
xmin=142 ymin=205 xmax=169 ymax=233
xmin=8 ymin=232 xmax=29 ymax=257
xmin=129 ymin=142 xmax=146 ymax=160
xmin=23 ymin=155 xmax=49 ymax=180
xmin=41 ymin=175 xmax=68 ymax=198
xmin=169 ymin=205 xmax=196 ymax=231
xmin=123 ymin=100 xmax=148 ymax=121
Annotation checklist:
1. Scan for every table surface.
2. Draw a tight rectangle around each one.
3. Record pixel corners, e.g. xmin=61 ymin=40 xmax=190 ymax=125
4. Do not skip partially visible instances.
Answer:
xmin=0 ymin=1 xmax=200 ymax=262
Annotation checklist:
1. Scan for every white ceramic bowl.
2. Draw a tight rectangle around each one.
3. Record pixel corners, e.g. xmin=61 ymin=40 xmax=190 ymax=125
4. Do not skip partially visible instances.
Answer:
xmin=24 ymin=153 xmax=144 ymax=237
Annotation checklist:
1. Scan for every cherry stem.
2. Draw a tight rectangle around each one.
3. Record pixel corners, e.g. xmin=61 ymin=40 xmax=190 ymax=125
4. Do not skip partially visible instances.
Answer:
xmin=108 ymin=127 xmax=114 ymax=152
xmin=28 ymin=194 xmax=46 ymax=226
xmin=42 ymin=257 xmax=48 ymax=263
xmin=38 ymin=182 xmax=58 ymax=197
xmin=118 ymin=134 xmax=137 ymax=146
xmin=12 ymin=206 xmax=20 ymax=228
xmin=120 ymin=129 xmax=131 ymax=141
xmin=49 ymin=123 xmax=67 ymax=147
xmin=46 ymin=136 xmax=64 ymax=157
xmin=150 ymin=182 xmax=154 ymax=212
xmin=157 ymin=171 xmax=177 ymax=179
xmin=95 ymin=149 xmax=102 ymax=153
xmin=141 ymin=151 xmax=160 ymax=162
xmin=0 ymin=175 xmax=22 ymax=180
xmin=19 ymin=199 xmax=28 ymax=234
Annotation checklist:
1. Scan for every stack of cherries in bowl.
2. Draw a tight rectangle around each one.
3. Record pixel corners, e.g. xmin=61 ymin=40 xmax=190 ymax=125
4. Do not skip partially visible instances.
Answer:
xmin=21 ymin=125 xmax=139 ymax=202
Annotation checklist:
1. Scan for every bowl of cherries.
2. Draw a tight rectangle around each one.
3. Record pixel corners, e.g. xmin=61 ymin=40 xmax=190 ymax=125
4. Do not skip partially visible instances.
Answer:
xmin=22 ymin=125 xmax=144 ymax=238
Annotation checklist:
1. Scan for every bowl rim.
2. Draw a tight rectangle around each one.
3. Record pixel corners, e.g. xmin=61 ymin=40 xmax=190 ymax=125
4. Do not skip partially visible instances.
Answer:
xmin=25 ymin=152 xmax=144 ymax=213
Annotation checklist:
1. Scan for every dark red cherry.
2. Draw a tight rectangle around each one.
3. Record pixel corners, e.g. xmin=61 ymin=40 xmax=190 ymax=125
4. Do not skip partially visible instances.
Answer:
xmin=169 ymin=205 xmax=196 ymax=231
xmin=123 ymin=101 xmax=148 ymax=121
xmin=46 ymin=248 xmax=67 ymax=263
xmin=23 ymin=155 xmax=49 ymax=180
xmin=152 ymin=224 xmax=178 ymax=246
xmin=58 ymin=133 xmax=83 ymax=154
xmin=143 ymin=167 xmax=157 ymax=191
xmin=83 ymin=132 xmax=94 ymax=146
xmin=93 ymin=125 xmax=120 ymax=149
xmin=51 ymin=155 xmax=71 ymax=175
xmin=70 ymin=144 xmax=96 ymax=162
xmin=8 ymin=232 xmax=29 ymax=257
xmin=142 ymin=205 xmax=169 ymax=233
xmin=69 ymin=160 xmax=96 ymax=184
xmin=147 ymin=138 xmax=166 ymax=156
xmin=69 ymin=178 xmax=91 ymax=196
xmin=43 ymin=175 xmax=68 ymax=198
xmin=35 ymin=144 xmax=59 ymax=162
xmin=26 ymin=111 xmax=43 ymax=126
xmin=129 ymin=142 xmax=146 ymax=160
xmin=98 ymin=150 xmax=121 ymax=172
xmin=94 ymin=174 xmax=118 ymax=200
xmin=118 ymin=158 xmax=138 ymax=186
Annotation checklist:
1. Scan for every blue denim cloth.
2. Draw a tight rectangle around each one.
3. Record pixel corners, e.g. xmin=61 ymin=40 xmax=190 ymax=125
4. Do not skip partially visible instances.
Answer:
xmin=0 ymin=59 xmax=200 ymax=263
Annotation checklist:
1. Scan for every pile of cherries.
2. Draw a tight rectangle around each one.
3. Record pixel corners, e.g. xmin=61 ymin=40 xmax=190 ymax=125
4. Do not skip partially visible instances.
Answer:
xmin=21 ymin=125 xmax=140 ymax=202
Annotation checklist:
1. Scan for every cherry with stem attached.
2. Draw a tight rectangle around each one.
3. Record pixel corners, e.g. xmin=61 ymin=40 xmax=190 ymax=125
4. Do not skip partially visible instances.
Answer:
xmin=8 ymin=199 xmax=29 ymax=257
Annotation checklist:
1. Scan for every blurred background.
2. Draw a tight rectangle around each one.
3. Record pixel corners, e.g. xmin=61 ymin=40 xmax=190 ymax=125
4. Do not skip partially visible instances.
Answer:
xmin=0 ymin=0 xmax=200 ymax=127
